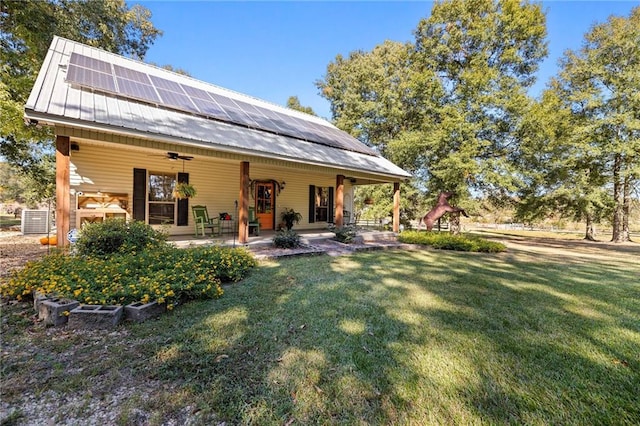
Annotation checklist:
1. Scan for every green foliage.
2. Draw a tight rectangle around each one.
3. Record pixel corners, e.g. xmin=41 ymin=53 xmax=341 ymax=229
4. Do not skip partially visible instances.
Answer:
xmin=398 ymin=230 xmax=506 ymax=252
xmin=1 ymin=245 xmax=256 ymax=308
xmin=286 ymin=96 xmax=316 ymax=116
xmin=328 ymin=224 xmax=358 ymax=243
xmin=74 ymin=219 xmax=167 ymax=257
xmin=272 ymin=230 xmax=301 ymax=248
xmin=172 ymin=182 xmax=197 ymax=199
xmin=550 ymin=6 xmax=640 ymax=242
xmin=0 ymin=0 xmax=161 ymax=204
xmin=280 ymin=208 xmax=302 ymax=230
xmin=318 ymin=0 xmax=548 ymax=200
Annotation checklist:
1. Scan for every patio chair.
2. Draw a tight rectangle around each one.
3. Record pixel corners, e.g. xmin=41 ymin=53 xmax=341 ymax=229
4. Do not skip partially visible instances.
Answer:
xmin=192 ymin=205 xmax=221 ymax=237
xmin=248 ymin=206 xmax=260 ymax=236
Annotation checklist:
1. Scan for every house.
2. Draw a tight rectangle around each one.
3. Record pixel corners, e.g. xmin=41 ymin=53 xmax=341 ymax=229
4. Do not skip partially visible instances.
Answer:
xmin=25 ymin=37 xmax=411 ymax=246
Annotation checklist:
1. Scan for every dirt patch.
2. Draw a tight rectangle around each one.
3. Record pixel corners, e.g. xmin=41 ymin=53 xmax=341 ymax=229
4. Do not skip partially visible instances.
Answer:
xmin=0 ymin=232 xmax=50 ymax=280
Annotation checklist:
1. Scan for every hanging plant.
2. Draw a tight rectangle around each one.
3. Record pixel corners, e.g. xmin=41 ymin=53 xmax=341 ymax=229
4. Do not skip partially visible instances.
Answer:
xmin=173 ymin=182 xmax=197 ymax=199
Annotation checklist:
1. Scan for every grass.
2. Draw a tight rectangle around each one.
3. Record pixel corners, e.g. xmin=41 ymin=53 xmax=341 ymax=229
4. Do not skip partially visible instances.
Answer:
xmin=2 ymin=237 xmax=639 ymax=425
xmin=0 ymin=214 xmax=20 ymax=229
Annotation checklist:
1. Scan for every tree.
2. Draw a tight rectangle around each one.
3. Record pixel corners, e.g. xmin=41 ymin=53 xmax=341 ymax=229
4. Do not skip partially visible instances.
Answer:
xmin=286 ymin=96 xmax=317 ymax=116
xmin=516 ymin=89 xmax=611 ymax=240
xmin=0 ymin=0 xmax=161 ymax=202
xmin=317 ymin=40 xmax=417 ymax=158
xmin=318 ymin=0 xmax=547 ymax=207
xmin=405 ymin=0 xmax=547 ymax=199
xmin=552 ymin=7 xmax=640 ymax=242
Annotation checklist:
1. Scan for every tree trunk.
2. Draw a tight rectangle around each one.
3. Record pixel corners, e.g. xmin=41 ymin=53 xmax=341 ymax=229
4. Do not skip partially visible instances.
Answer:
xmin=449 ymin=212 xmax=461 ymax=235
xmin=621 ymin=175 xmax=632 ymax=242
xmin=611 ymin=155 xmax=625 ymax=242
xmin=584 ymin=213 xmax=596 ymax=241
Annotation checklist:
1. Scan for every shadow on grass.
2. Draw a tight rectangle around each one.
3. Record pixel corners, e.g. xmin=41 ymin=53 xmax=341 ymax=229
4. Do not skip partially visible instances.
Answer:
xmin=130 ymin=241 xmax=639 ymax=424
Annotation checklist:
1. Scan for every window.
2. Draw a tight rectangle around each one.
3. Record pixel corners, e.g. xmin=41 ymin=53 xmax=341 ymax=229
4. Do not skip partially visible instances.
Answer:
xmin=148 ymin=172 xmax=176 ymax=225
xmin=315 ymin=186 xmax=329 ymax=222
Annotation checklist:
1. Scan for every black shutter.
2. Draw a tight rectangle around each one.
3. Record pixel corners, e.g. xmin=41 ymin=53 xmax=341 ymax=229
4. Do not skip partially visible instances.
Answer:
xmin=133 ymin=168 xmax=146 ymax=221
xmin=177 ymin=172 xmax=189 ymax=226
xmin=328 ymin=187 xmax=334 ymax=223
xmin=308 ymin=185 xmax=316 ymax=223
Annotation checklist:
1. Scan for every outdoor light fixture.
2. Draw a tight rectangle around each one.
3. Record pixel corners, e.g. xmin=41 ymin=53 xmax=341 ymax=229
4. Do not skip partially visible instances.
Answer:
xmin=280 ymin=181 xmax=286 ymax=190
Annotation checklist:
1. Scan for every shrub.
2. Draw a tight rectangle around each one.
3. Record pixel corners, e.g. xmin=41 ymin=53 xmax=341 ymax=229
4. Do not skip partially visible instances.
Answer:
xmin=398 ymin=231 xmax=506 ymax=253
xmin=1 ymin=245 xmax=256 ymax=308
xmin=74 ymin=219 xmax=168 ymax=257
xmin=272 ymin=230 xmax=301 ymax=248
xmin=328 ymin=224 xmax=358 ymax=244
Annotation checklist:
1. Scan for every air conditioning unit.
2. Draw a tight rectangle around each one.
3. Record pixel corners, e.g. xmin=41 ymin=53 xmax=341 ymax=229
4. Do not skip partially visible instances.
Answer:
xmin=21 ymin=210 xmax=52 ymax=234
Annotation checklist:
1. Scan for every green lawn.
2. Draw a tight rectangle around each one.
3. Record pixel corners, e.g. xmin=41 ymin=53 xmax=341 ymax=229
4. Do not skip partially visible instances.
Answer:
xmin=2 ymin=238 xmax=639 ymax=425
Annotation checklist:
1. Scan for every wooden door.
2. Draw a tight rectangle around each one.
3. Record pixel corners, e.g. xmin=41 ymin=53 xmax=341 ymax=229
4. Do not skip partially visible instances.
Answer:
xmin=255 ymin=182 xmax=274 ymax=230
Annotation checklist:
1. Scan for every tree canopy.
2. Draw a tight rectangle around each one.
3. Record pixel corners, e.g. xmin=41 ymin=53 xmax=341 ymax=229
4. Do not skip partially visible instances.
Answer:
xmin=286 ymin=96 xmax=317 ymax=116
xmin=547 ymin=6 xmax=640 ymax=242
xmin=318 ymin=0 xmax=638 ymax=241
xmin=318 ymin=0 xmax=548 ymax=201
xmin=0 ymin=0 xmax=161 ymax=202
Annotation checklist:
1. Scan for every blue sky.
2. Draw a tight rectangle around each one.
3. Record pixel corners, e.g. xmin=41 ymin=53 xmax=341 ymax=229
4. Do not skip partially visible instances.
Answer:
xmin=139 ymin=1 xmax=638 ymax=119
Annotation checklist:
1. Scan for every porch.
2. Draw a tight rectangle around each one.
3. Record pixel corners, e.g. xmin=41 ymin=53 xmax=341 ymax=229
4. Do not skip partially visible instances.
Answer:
xmin=168 ymin=228 xmax=401 ymax=258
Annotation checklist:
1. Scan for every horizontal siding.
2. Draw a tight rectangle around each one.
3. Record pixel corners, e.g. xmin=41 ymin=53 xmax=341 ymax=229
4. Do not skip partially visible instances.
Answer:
xmin=70 ymin=143 xmax=360 ymax=234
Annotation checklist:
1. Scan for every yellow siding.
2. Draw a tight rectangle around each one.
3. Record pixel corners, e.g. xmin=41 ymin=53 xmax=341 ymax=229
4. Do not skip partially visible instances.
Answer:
xmin=69 ymin=142 xmax=353 ymax=234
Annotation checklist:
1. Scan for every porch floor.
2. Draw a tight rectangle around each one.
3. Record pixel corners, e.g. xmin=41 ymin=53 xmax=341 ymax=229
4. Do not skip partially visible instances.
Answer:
xmin=168 ymin=228 xmax=402 ymax=258
xmin=168 ymin=229 xmax=336 ymax=248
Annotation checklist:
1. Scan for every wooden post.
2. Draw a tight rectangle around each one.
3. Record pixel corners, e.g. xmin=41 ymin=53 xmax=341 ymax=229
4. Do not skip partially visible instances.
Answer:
xmin=56 ymin=135 xmax=71 ymax=247
xmin=335 ymin=175 xmax=344 ymax=228
xmin=239 ymin=161 xmax=250 ymax=244
xmin=393 ymin=182 xmax=400 ymax=233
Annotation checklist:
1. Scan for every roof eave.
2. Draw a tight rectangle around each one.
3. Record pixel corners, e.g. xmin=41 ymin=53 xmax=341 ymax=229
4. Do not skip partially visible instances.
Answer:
xmin=25 ymin=109 xmax=412 ymax=182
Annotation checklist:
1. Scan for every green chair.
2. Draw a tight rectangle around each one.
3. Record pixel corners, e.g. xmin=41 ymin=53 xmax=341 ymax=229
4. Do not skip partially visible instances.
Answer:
xmin=248 ymin=206 xmax=260 ymax=236
xmin=192 ymin=205 xmax=221 ymax=237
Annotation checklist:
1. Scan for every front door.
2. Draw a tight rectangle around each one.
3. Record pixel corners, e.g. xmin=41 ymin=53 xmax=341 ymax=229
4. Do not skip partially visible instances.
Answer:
xmin=255 ymin=182 xmax=274 ymax=230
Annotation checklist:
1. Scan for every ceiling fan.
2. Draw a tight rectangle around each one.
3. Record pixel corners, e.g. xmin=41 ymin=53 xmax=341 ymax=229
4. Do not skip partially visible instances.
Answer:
xmin=165 ymin=151 xmax=193 ymax=161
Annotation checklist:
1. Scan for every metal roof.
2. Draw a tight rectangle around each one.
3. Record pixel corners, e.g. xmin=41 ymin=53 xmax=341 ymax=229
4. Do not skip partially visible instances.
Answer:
xmin=25 ymin=37 xmax=412 ymax=181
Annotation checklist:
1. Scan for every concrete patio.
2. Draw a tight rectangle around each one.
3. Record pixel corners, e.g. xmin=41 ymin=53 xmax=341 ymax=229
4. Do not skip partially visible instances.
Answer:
xmin=168 ymin=228 xmax=402 ymax=258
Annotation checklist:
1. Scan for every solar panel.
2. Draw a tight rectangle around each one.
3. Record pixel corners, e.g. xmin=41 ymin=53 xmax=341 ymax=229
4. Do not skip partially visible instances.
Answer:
xmin=181 ymin=84 xmax=210 ymax=100
xmin=66 ymin=53 xmax=378 ymax=156
xmin=116 ymin=77 xmax=161 ymax=103
xmin=149 ymin=75 xmax=183 ymax=93
xmin=69 ymin=53 xmax=112 ymax=74
xmin=114 ymin=65 xmax=151 ymax=84
xmin=157 ymin=88 xmax=197 ymax=112
xmin=190 ymin=97 xmax=229 ymax=120
xmin=66 ymin=65 xmax=116 ymax=92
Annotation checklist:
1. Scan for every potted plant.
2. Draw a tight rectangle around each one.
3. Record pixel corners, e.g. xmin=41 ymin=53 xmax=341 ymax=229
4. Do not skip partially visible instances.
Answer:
xmin=280 ymin=208 xmax=302 ymax=230
xmin=172 ymin=182 xmax=197 ymax=199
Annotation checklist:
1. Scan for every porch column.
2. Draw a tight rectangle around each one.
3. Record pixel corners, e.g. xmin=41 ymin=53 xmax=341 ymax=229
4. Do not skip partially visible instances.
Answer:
xmin=56 ymin=135 xmax=71 ymax=247
xmin=393 ymin=182 xmax=400 ymax=233
xmin=335 ymin=174 xmax=344 ymax=228
xmin=239 ymin=161 xmax=250 ymax=244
